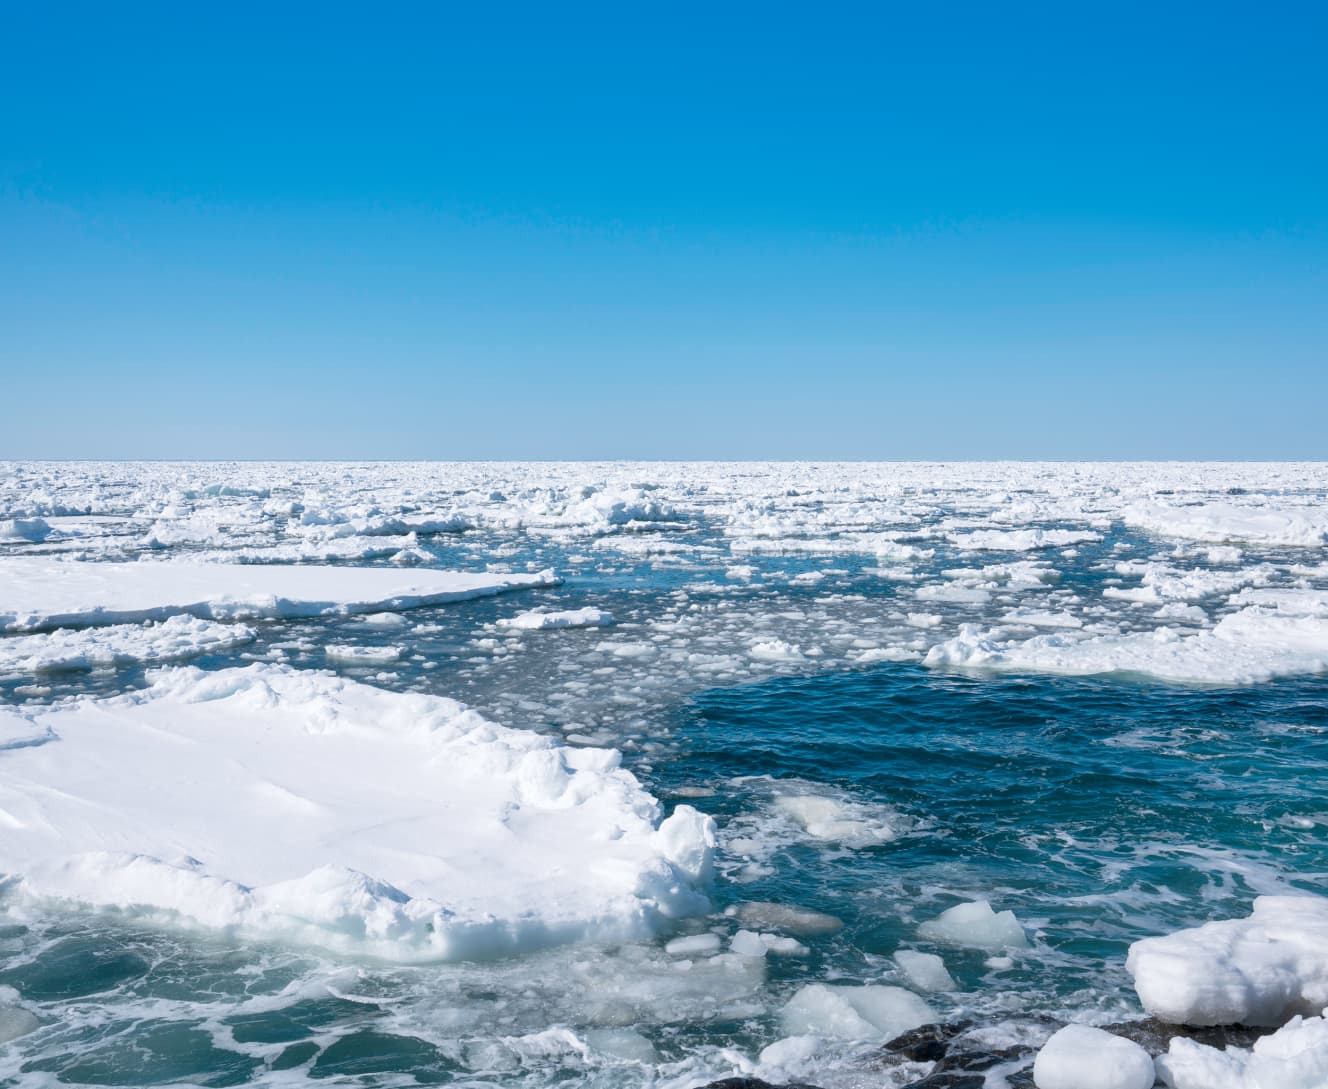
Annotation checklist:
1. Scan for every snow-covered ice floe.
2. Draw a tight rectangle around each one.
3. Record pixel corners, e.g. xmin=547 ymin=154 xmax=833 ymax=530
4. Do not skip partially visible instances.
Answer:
xmin=1125 ymin=502 xmax=1328 ymax=547
xmin=1127 ymin=895 xmax=1328 ymax=1027
xmin=0 ymin=616 xmax=254 ymax=675
xmin=0 ymin=559 xmax=559 ymax=632
xmin=0 ymin=664 xmax=714 ymax=960
xmin=925 ymin=589 xmax=1328 ymax=685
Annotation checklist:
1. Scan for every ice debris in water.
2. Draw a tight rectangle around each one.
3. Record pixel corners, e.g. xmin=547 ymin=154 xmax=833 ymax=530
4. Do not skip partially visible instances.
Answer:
xmin=893 ymin=949 xmax=957 ymax=992
xmin=324 ymin=644 xmax=404 ymax=664
xmin=917 ymin=899 xmax=1030 ymax=950
xmin=1127 ymin=894 xmax=1328 ymax=1027
xmin=772 ymin=791 xmax=910 ymax=847
xmin=497 ymin=606 xmax=615 ymax=630
xmin=664 ymin=932 xmax=722 ymax=957
xmin=781 ymin=983 xmax=936 ymax=1041
xmin=729 ymin=901 xmax=844 ymax=935
xmin=1155 ymin=1011 xmax=1328 ymax=1089
xmin=1033 ymin=1024 xmax=1155 ymax=1089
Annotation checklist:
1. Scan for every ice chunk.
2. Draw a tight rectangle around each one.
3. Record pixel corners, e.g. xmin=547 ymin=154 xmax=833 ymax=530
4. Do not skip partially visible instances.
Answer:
xmin=750 ymin=639 xmax=807 ymax=663
xmin=1033 ymin=1024 xmax=1154 ymax=1089
xmin=324 ymin=644 xmax=404 ymax=664
xmin=893 ymin=949 xmax=957 ymax=992
xmin=950 ymin=528 xmax=1102 ymax=551
xmin=730 ymin=929 xmax=768 ymax=957
xmin=1156 ymin=1013 xmax=1328 ymax=1089
xmin=0 ymin=518 xmax=52 ymax=543
xmin=781 ymin=983 xmax=935 ymax=1041
xmin=665 ymin=932 xmax=721 ymax=957
xmin=1127 ymin=895 xmax=1328 ymax=1026
xmin=497 ymin=607 xmax=615 ymax=631
xmin=917 ymin=900 xmax=1029 ymax=950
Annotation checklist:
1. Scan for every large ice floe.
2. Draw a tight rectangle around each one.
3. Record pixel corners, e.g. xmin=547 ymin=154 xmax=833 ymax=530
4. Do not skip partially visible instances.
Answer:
xmin=925 ymin=587 xmax=1328 ymax=685
xmin=0 ymin=664 xmax=714 ymax=960
xmin=0 ymin=558 xmax=558 ymax=632
xmin=1124 ymin=502 xmax=1328 ymax=547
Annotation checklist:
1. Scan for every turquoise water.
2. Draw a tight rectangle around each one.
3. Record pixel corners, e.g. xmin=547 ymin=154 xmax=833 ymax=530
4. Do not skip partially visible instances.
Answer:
xmin=3 ymin=660 xmax=1326 ymax=1087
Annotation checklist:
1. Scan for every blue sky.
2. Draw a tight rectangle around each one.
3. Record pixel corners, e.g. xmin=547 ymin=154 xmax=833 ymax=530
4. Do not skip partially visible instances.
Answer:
xmin=2 ymin=2 xmax=1325 ymax=459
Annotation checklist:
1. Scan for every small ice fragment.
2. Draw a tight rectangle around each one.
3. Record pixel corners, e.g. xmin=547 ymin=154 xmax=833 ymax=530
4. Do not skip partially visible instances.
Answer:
xmin=781 ymin=983 xmax=935 ymax=1041
xmin=893 ymin=949 xmax=956 ymax=992
xmin=665 ymin=933 xmax=721 ymax=957
xmin=497 ymin=607 xmax=614 ymax=631
xmin=917 ymin=900 xmax=1029 ymax=950
xmin=730 ymin=929 xmax=768 ymax=957
xmin=324 ymin=644 xmax=404 ymax=664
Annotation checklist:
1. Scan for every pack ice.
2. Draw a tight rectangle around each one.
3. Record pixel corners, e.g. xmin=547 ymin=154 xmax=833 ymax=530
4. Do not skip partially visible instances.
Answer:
xmin=0 ymin=559 xmax=558 ymax=632
xmin=0 ymin=665 xmax=715 ymax=960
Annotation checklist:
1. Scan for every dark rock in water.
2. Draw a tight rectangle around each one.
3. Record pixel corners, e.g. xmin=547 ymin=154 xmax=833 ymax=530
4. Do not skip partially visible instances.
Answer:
xmin=882 ymin=1021 xmax=974 ymax=1062
xmin=699 ymin=1080 xmax=823 ymax=1089
xmin=1101 ymin=1017 xmax=1272 ymax=1053
xmin=875 ymin=1019 xmax=1050 ymax=1089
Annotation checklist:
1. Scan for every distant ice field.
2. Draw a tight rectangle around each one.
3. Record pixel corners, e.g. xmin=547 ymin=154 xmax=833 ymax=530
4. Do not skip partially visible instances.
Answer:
xmin=1 ymin=461 xmax=1327 ymax=1087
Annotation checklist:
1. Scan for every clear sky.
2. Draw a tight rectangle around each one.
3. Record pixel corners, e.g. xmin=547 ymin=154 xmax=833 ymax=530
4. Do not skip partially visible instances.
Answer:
xmin=2 ymin=2 xmax=1325 ymax=459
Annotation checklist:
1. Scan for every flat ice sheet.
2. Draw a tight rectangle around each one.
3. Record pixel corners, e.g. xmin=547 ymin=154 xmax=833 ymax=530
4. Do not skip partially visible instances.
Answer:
xmin=0 ymin=559 xmax=559 ymax=632
xmin=0 ymin=665 xmax=713 ymax=960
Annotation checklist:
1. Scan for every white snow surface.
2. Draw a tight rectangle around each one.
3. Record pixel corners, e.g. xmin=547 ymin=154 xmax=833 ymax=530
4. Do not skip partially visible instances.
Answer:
xmin=0 ymin=664 xmax=715 ymax=960
xmin=1127 ymin=895 xmax=1328 ymax=1027
xmin=0 ymin=616 xmax=254 ymax=675
xmin=0 ymin=558 xmax=559 ymax=632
